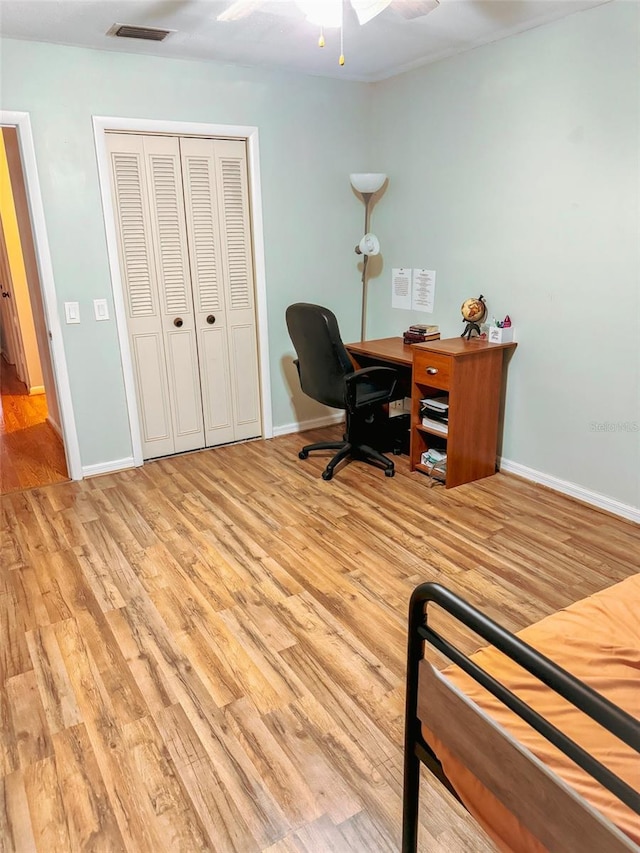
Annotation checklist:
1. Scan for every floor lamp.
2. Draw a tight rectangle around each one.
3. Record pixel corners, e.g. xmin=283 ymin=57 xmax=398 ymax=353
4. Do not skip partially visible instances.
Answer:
xmin=350 ymin=172 xmax=387 ymax=341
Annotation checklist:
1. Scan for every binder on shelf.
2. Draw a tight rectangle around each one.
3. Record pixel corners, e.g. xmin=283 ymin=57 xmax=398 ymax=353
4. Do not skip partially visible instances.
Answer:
xmin=419 ymin=396 xmax=449 ymax=424
xmin=421 ymin=416 xmax=448 ymax=435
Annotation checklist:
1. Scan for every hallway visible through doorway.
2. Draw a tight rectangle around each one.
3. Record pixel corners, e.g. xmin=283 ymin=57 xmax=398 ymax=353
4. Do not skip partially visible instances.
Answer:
xmin=0 ymin=359 xmax=68 ymax=494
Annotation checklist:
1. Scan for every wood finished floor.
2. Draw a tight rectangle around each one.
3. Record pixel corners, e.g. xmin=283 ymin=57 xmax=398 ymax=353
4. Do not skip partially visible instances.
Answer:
xmin=1 ymin=427 xmax=638 ymax=852
xmin=0 ymin=360 xmax=69 ymax=496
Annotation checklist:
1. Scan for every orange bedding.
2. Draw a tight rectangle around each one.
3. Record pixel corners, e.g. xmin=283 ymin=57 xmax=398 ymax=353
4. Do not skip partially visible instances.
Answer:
xmin=423 ymin=574 xmax=640 ymax=852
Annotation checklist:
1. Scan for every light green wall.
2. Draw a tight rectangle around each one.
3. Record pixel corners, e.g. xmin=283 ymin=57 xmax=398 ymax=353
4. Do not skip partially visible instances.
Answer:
xmin=369 ymin=0 xmax=639 ymax=509
xmin=0 ymin=38 xmax=372 ymax=465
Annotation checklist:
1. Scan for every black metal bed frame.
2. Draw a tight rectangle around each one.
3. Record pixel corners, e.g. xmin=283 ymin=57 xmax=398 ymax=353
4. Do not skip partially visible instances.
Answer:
xmin=401 ymin=582 xmax=640 ymax=853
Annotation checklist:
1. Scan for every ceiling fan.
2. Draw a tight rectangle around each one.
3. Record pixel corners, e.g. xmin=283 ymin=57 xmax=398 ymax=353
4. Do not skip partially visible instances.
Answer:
xmin=217 ymin=0 xmax=440 ymax=27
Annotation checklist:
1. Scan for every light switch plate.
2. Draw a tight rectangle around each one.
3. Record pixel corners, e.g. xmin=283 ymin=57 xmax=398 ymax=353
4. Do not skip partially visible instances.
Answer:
xmin=94 ymin=298 xmax=109 ymax=321
xmin=64 ymin=301 xmax=80 ymax=324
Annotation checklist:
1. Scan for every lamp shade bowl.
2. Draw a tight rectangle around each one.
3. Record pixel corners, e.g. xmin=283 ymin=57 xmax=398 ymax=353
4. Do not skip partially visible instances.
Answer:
xmin=350 ymin=173 xmax=387 ymax=194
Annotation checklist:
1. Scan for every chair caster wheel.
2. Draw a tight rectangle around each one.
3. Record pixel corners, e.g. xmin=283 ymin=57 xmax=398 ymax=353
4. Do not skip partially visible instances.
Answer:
xmin=385 ymin=468 xmax=395 ymax=477
xmin=299 ymin=450 xmax=309 ymax=459
xmin=322 ymin=470 xmax=333 ymax=481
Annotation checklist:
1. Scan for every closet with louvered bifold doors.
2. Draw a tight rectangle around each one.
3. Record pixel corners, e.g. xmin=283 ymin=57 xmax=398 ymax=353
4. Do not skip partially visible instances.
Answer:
xmin=106 ymin=133 xmax=261 ymax=460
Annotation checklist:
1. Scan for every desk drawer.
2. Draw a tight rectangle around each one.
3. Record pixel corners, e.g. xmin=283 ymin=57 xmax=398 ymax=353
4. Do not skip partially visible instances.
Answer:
xmin=413 ymin=350 xmax=452 ymax=390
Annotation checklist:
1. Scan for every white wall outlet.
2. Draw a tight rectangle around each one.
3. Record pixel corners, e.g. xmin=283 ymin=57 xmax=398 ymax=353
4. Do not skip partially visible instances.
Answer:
xmin=64 ymin=301 xmax=80 ymax=324
xmin=93 ymin=298 xmax=109 ymax=321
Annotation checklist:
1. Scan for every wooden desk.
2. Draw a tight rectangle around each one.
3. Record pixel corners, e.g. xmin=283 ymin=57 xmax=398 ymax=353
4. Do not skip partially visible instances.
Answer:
xmin=345 ymin=338 xmax=416 ymax=434
xmin=346 ymin=337 xmax=415 ymax=368
xmin=346 ymin=336 xmax=517 ymax=488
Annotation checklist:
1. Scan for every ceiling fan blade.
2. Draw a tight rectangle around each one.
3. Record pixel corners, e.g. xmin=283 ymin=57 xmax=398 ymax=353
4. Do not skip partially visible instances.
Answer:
xmin=349 ymin=0 xmax=393 ymax=26
xmin=390 ymin=0 xmax=440 ymax=20
xmin=217 ymin=0 xmax=264 ymax=22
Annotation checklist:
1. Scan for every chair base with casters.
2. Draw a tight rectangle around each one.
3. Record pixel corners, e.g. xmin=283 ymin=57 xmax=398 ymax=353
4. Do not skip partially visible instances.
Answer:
xmin=298 ymin=411 xmax=396 ymax=481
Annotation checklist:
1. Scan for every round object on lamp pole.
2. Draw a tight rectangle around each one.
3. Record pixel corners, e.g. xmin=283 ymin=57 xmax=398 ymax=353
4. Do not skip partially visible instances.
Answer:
xmin=355 ymin=233 xmax=380 ymax=255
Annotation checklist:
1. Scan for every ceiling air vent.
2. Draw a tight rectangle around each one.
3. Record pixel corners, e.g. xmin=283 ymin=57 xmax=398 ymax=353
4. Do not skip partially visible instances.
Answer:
xmin=108 ymin=24 xmax=173 ymax=42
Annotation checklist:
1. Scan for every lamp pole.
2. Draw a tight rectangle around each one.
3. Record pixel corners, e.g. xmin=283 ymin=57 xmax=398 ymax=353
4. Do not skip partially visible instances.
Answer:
xmin=350 ymin=173 xmax=386 ymax=343
xmin=359 ymin=192 xmax=372 ymax=341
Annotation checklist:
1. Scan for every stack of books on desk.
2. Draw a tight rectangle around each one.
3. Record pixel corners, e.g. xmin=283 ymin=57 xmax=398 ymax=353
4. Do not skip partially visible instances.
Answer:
xmin=403 ymin=324 xmax=440 ymax=345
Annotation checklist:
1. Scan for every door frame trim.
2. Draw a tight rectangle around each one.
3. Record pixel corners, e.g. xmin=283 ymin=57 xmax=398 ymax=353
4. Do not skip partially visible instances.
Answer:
xmin=93 ymin=115 xmax=273 ymax=467
xmin=0 ymin=110 xmax=82 ymax=480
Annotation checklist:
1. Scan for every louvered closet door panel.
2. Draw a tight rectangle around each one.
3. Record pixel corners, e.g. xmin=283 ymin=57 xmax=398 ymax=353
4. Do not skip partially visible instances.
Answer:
xmin=142 ymin=135 xmax=205 ymax=454
xmin=213 ymin=138 xmax=262 ymax=441
xmin=132 ymin=333 xmax=173 ymax=446
xmin=106 ymin=132 xmax=174 ymax=459
xmin=229 ymin=323 xmax=260 ymax=437
xmin=165 ymin=328 xmax=205 ymax=438
xmin=180 ymin=136 xmax=234 ymax=446
xmin=180 ymin=137 xmax=225 ymax=316
xmin=198 ymin=327 xmax=234 ymax=437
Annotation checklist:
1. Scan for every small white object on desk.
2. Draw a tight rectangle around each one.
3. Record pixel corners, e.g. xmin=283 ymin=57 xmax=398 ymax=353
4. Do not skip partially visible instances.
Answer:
xmin=489 ymin=325 xmax=514 ymax=344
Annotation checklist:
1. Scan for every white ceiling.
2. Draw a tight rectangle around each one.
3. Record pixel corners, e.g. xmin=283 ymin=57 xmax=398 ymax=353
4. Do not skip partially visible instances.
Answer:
xmin=0 ymin=0 xmax=611 ymax=82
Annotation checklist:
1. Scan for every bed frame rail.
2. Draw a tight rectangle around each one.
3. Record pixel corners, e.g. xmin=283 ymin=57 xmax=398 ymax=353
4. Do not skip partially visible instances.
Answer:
xmin=402 ymin=582 xmax=640 ymax=853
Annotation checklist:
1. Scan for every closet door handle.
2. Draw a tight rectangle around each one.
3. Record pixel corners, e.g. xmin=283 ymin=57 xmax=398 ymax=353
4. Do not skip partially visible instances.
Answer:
xmin=173 ymin=317 xmax=183 ymax=328
xmin=206 ymin=315 xmax=216 ymax=325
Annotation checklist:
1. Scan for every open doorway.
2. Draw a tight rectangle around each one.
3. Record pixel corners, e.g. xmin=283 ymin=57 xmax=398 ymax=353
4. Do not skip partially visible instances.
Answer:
xmin=0 ymin=126 xmax=69 ymax=494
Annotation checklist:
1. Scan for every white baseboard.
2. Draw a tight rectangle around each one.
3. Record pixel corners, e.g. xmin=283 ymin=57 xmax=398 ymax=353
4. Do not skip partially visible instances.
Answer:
xmin=272 ymin=411 xmax=344 ymax=438
xmin=28 ymin=385 xmax=45 ymax=396
xmin=499 ymin=457 xmax=640 ymax=524
xmin=82 ymin=457 xmax=136 ymax=478
xmin=81 ymin=420 xmax=343 ymax=477
xmin=46 ymin=415 xmax=63 ymax=438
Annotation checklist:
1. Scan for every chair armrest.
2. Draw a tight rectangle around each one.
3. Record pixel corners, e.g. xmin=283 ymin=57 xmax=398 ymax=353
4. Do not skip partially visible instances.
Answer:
xmin=344 ymin=366 xmax=398 ymax=408
xmin=347 ymin=366 xmax=398 ymax=382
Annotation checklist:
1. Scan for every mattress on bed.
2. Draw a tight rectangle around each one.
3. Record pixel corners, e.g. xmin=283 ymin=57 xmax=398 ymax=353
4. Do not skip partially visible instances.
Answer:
xmin=422 ymin=573 xmax=640 ymax=852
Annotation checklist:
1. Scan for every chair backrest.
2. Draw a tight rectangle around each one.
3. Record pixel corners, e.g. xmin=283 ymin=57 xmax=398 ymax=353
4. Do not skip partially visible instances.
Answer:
xmin=285 ymin=303 xmax=354 ymax=410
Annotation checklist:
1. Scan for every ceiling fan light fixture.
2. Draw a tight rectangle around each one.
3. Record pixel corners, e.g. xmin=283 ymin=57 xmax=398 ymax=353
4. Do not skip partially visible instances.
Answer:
xmin=295 ymin=0 xmax=342 ymax=28
xmin=220 ymin=0 xmax=440 ymax=27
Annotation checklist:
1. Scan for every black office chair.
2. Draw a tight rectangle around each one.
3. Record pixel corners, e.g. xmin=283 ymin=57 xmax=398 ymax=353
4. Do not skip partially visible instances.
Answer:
xmin=286 ymin=302 xmax=399 ymax=480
